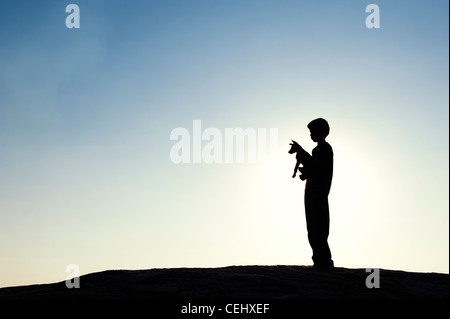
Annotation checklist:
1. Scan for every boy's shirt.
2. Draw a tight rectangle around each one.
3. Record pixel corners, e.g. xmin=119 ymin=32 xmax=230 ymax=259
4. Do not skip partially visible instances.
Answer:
xmin=299 ymin=142 xmax=333 ymax=195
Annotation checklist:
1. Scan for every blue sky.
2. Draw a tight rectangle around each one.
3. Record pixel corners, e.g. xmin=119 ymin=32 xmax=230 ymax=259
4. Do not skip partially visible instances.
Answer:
xmin=0 ymin=0 xmax=448 ymax=287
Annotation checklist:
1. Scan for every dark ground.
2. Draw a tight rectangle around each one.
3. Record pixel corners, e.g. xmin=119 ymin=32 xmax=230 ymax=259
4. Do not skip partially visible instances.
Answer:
xmin=0 ymin=265 xmax=448 ymax=299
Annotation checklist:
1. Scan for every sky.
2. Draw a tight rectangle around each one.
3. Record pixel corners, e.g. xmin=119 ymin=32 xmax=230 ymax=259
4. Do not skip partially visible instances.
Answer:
xmin=0 ymin=0 xmax=448 ymax=288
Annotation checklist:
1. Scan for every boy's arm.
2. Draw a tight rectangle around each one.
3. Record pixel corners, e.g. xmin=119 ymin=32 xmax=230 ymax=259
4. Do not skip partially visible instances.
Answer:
xmin=297 ymin=146 xmax=312 ymax=166
xmin=295 ymin=145 xmax=312 ymax=180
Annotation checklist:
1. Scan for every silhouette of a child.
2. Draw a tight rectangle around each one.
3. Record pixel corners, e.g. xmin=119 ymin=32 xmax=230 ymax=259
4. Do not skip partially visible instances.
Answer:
xmin=293 ymin=118 xmax=334 ymax=269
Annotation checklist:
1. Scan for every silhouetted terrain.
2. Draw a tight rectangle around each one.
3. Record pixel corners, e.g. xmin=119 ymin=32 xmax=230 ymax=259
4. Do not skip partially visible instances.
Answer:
xmin=0 ymin=266 xmax=448 ymax=299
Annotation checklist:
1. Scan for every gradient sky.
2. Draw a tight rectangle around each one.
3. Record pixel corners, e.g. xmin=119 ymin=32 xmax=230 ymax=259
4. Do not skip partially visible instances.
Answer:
xmin=0 ymin=0 xmax=448 ymax=287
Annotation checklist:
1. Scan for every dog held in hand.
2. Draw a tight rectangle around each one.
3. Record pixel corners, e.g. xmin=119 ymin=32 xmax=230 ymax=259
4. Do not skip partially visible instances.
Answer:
xmin=288 ymin=140 xmax=307 ymax=180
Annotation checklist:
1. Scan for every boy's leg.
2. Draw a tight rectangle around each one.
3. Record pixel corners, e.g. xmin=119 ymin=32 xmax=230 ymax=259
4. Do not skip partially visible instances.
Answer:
xmin=316 ymin=197 xmax=333 ymax=266
xmin=305 ymin=191 xmax=333 ymax=267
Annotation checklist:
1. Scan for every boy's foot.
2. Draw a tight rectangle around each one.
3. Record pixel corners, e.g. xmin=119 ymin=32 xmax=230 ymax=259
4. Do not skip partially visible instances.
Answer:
xmin=312 ymin=265 xmax=335 ymax=271
xmin=312 ymin=261 xmax=335 ymax=271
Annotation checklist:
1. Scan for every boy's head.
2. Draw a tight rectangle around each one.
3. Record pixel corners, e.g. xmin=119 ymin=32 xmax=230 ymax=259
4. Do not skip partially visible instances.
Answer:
xmin=308 ymin=118 xmax=330 ymax=142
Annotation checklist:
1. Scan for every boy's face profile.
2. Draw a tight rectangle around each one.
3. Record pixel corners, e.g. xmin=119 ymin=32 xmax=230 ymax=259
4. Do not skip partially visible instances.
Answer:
xmin=309 ymin=129 xmax=321 ymax=142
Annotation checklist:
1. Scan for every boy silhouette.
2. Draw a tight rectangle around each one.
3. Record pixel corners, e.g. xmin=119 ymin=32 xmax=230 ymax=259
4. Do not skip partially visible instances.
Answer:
xmin=291 ymin=118 xmax=334 ymax=269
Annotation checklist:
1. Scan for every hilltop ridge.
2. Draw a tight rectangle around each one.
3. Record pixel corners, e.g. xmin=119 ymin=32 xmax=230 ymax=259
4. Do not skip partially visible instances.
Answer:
xmin=0 ymin=265 xmax=447 ymax=299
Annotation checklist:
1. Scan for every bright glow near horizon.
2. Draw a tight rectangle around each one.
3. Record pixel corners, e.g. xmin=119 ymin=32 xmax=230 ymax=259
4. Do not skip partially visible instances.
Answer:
xmin=0 ymin=1 xmax=448 ymax=287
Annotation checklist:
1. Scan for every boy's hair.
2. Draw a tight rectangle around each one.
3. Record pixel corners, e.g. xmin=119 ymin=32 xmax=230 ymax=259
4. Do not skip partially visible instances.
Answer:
xmin=308 ymin=118 xmax=330 ymax=139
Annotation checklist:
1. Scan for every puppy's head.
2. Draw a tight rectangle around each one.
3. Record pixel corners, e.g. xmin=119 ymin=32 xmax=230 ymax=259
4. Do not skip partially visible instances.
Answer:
xmin=288 ymin=140 xmax=299 ymax=154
